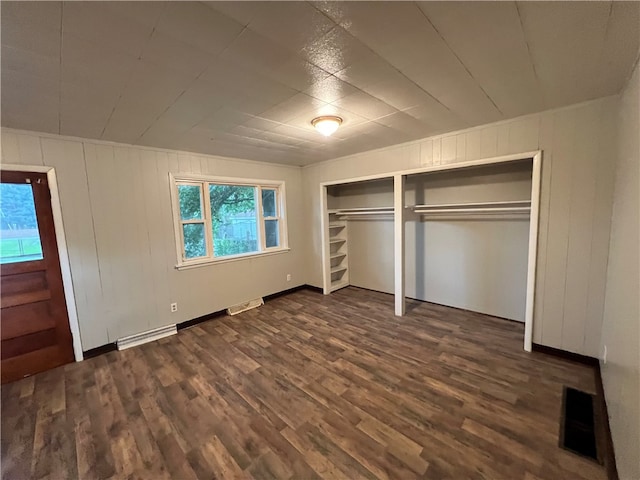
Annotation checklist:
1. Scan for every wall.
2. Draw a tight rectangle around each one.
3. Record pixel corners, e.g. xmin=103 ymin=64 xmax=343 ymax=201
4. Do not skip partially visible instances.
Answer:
xmin=600 ymin=62 xmax=639 ymax=480
xmin=304 ymin=96 xmax=618 ymax=357
xmin=1 ymin=130 xmax=306 ymax=351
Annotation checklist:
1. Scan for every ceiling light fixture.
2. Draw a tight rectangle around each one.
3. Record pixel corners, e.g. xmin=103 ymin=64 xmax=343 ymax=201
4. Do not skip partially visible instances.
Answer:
xmin=311 ymin=116 xmax=342 ymax=136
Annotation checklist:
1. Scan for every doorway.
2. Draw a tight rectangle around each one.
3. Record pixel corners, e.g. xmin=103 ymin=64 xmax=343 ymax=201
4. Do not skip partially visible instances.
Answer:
xmin=0 ymin=170 xmax=74 ymax=383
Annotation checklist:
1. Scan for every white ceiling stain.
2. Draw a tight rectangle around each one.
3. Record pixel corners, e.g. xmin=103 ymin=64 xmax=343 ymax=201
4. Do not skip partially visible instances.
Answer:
xmin=1 ymin=1 xmax=638 ymax=166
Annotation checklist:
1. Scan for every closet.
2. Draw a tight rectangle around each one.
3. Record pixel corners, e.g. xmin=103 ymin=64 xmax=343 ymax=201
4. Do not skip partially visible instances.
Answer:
xmin=320 ymin=151 xmax=542 ymax=351
xmin=405 ymin=159 xmax=533 ymax=322
xmin=325 ymin=178 xmax=394 ymax=293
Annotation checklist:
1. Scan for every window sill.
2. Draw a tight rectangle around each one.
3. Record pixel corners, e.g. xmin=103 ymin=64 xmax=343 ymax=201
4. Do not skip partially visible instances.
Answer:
xmin=175 ymin=248 xmax=291 ymax=271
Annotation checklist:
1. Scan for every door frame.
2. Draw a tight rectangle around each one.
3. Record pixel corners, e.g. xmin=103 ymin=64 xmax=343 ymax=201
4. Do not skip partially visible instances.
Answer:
xmin=1 ymin=163 xmax=83 ymax=361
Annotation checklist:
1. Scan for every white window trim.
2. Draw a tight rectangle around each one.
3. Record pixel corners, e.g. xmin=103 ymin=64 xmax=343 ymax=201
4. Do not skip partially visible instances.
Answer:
xmin=169 ymin=173 xmax=289 ymax=270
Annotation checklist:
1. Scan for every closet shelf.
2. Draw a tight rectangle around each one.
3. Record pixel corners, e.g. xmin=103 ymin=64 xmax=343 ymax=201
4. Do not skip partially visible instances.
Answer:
xmin=409 ymin=200 xmax=531 ymax=216
xmin=330 ymin=266 xmax=348 ymax=274
xmin=330 ymin=252 xmax=347 ymax=259
xmin=330 ymin=280 xmax=349 ymax=292
xmin=329 ymin=224 xmax=345 ymax=228
xmin=331 ymin=206 xmax=394 ymax=217
xmin=329 ymin=238 xmax=346 ymax=244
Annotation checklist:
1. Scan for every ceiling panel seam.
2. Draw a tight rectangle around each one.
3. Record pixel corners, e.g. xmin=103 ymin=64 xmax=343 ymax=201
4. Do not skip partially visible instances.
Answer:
xmin=414 ymin=2 xmax=503 ymax=117
xmin=99 ymin=3 xmax=170 ymax=139
xmin=514 ymin=2 xmax=545 ymax=109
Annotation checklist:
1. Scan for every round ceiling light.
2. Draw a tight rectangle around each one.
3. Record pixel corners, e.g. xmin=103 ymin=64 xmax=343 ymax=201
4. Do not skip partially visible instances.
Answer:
xmin=311 ymin=116 xmax=342 ymax=136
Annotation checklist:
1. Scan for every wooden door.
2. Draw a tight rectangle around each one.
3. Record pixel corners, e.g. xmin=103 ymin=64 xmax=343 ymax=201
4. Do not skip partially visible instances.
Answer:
xmin=0 ymin=170 xmax=74 ymax=383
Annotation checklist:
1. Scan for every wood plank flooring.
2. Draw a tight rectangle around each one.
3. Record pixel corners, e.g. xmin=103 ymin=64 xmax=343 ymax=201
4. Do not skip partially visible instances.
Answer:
xmin=1 ymin=287 xmax=607 ymax=480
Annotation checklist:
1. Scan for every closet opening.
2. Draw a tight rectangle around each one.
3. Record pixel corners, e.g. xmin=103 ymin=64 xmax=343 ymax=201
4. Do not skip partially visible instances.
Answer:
xmin=320 ymin=151 xmax=542 ymax=351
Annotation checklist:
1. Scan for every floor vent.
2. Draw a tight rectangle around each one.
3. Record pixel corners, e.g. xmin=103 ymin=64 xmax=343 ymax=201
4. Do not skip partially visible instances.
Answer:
xmin=560 ymin=386 xmax=601 ymax=463
xmin=227 ymin=298 xmax=264 ymax=316
xmin=116 ymin=324 xmax=177 ymax=351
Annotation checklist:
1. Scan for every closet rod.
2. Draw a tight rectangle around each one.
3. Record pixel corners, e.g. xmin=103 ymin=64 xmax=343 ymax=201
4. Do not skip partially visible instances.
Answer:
xmin=331 ymin=206 xmax=393 ymax=213
xmin=335 ymin=211 xmax=395 ymax=216
xmin=414 ymin=207 xmax=530 ymax=214
xmin=409 ymin=200 xmax=530 ymax=211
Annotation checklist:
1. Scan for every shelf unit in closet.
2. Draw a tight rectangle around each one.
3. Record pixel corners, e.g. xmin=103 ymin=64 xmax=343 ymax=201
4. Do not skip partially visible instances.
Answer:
xmin=325 ymin=206 xmax=394 ymax=292
xmin=327 ymin=211 xmax=349 ymax=292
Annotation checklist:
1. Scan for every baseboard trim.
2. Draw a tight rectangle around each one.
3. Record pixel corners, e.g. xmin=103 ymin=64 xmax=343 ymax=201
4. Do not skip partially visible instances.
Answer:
xmin=82 ymin=284 xmax=326 ymax=358
xmin=302 ymin=284 xmax=323 ymax=294
xmin=533 ymin=343 xmax=618 ymax=479
xmin=176 ymin=310 xmax=226 ymax=331
xmin=83 ymin=342 xmax=116 ymax=359
xmin=532 ymin=343 xmax=599 ymax=366
xmin=263 ymin=284 xmax=309 ymax=302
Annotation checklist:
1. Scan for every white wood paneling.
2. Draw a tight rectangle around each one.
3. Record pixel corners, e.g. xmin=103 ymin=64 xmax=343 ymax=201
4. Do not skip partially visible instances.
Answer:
xmin=1 ymin=128 xmax=306 ymax=350
xmin=304 ymin=96 xmax=618 ymax=357
xmin=601 ymin=61 xmax=640 ymax=480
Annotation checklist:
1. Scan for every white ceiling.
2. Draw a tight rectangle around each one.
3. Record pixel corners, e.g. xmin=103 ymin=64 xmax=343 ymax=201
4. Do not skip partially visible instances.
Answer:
xmin=1 ymin=1 xmax=638 ymax=166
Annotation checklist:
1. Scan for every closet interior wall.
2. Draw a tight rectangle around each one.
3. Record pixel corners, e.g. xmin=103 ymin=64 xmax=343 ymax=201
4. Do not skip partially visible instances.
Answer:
xmin=405 ymin=160 xmax=533 ymax=321
xmin=327 ymin=179 xmax=394 ymax=294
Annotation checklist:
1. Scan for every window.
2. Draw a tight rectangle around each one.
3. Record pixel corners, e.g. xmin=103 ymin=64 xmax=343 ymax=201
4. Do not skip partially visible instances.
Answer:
xmin=171 ymin=175 xmax=287 ymax=267
xmin=0 ymin=183 xmax=44 ymax=264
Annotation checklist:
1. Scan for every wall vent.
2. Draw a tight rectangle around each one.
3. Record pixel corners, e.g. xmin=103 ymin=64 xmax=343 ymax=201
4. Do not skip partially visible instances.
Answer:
xmin=116 ymin=324 xmax=177 ymax=351
xmin=227 ymin=298 xmax=264 ymax=316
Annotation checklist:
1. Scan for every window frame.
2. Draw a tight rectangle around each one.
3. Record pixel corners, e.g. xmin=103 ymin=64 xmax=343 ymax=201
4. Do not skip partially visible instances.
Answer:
xmin=170 ymin=173 xmax=289 ymax=269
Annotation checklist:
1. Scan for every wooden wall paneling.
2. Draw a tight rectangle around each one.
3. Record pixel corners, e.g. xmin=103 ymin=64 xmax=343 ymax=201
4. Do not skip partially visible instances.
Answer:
xmin=480 ymin=127 xmax=498 ymax=159
xmin=190 ymin=155 xmax=202 ymax=174
xmin=16 ymin=134 xmax=45 ymax=166
xmin=199 ymin=156 xmax=209 ymax=174
xmin=178 ymin=153 xmax=191 ymax=173
xmin=455 ymin=134 xmax=466 ymax=162
xmin=441 ymin=136 xmax=456 ymax=164
xmin=496 ymin=121 xmax=511 ymax=156
xmin=465 ymin=129 xmax=482 ymax=161
xmin=140 ymin=150 xmax=169 ymax=332
xmin=420 ymin=139 xmax=433 ymax=166
xmin=108 ymin=147 xmax=135 ymax=340
xmin=533 ymin=112 xmax=555 ymax=344
xmin=38 ymin=138 xmax=105 ymax=349
xmin=561 ymin=105 xmax=600 ymax=354
xmin=540 ymin=108 xmax=576 ymax=348
xmin=508 ymin=115 xmax=540 ymax=153
xmin=164 ymin=151 xmax=181 ymax=313
xmin=432 ymin=138 xmax=442 ymax=166
xmin=129 ymin=148 xmax=156 ymax=334
xmin=584 ymin=100 xmax=617 ymax=356
xmin=1 ymin=132 xmax=20 ymax=163
xmin=151 ymin=151 xmax=175 ymax=330
xmin=86 ymin=145 xmax=121 ymax=342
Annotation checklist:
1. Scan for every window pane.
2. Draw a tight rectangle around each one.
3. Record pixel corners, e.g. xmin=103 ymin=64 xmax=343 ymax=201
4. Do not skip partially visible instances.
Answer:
xmin=209 ymin=184 xmax=258 ymax=257
xmin=182 ymin=223 xmax=206 ymax=258
xmin=264 ymin=220 xmax=279 ymax=248
xmin=0 ymin=183 xmax=44 ymax=264
xmin=262 ymin=189 xmax=277 ymax=217
xmin=178 ymin=184 xmax=202 ymax=220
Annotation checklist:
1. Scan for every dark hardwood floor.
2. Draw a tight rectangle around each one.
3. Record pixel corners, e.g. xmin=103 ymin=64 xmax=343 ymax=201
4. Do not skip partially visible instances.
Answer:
xmin=1 ymin=287 xmax=607 ymax=480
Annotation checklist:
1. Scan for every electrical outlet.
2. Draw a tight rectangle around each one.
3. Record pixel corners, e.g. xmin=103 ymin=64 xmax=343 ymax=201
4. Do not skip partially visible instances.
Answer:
xmin=286 ymin=274 xmax=292 ymax=282
xmin=170 ymin=302 xmax=178 ymax=313
xmin=603 ymin=345 xmax=607 ymax=364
